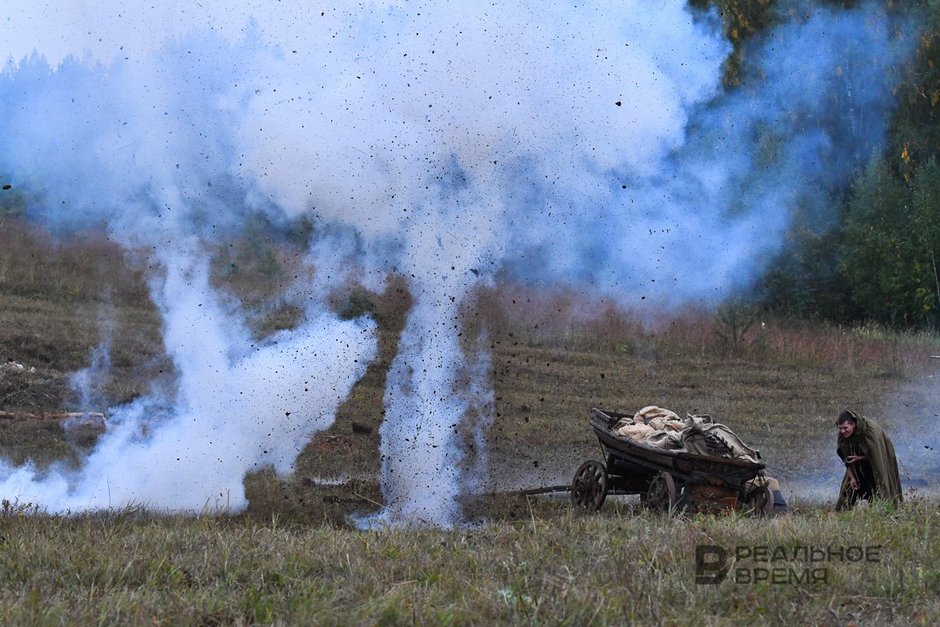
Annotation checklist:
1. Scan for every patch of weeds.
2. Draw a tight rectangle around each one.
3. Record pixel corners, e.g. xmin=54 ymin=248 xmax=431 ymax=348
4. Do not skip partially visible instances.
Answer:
xmin=0 ymin=499 xmax=39 ymax=517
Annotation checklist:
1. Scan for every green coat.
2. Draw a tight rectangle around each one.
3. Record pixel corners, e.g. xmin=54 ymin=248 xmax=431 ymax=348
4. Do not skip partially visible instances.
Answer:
xmin=836 ymin=412 xmax=902 ymax=509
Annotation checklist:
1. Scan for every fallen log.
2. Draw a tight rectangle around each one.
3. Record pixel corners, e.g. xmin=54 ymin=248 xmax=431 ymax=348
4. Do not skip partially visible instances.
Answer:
xmin=519 ymin=485 xmax=571 ymax=496
xmin=0 ymin=411 xmax=106 ymax=421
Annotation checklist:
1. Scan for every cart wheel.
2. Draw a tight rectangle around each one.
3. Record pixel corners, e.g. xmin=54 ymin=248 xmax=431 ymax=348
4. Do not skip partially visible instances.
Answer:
xmin=746 ymin=485 xmax=774 ymax=517
xmin=645 ymin=471 xmax=678 ymax=512
xmin=570 ymin=460 xmax=608 ymax=512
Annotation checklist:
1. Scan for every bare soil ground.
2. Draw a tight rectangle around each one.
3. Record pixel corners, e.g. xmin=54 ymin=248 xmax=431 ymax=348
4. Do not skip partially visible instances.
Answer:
xmin=1 ymin=240 xmax=934 ymax=524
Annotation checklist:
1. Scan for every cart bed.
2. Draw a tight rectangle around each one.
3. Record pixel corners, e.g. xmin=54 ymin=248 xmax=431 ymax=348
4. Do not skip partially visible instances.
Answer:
xmin=590 ymin=408 xmax=764 ymax=488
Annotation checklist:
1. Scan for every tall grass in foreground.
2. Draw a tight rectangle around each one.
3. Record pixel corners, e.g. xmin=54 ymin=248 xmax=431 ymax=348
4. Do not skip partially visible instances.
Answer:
xmin=0 ymin=500 xmax=937 ymax=624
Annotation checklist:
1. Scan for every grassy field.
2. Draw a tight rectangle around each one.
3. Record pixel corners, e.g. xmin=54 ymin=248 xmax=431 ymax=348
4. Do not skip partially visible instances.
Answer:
xmin=1 ymin=219 xmax=940 ymax=623
xmin=1 ymin=500 xmax=938 ymax=624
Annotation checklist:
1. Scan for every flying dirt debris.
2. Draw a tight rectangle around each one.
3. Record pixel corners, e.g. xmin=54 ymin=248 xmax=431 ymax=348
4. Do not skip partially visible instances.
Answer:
xmin=556 ymin=406 xmax=787 ymax=515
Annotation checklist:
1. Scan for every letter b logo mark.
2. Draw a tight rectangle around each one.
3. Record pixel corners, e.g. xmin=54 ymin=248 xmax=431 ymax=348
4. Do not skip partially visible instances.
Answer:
xmin=695 ymin=545 xmax=728 ymax=584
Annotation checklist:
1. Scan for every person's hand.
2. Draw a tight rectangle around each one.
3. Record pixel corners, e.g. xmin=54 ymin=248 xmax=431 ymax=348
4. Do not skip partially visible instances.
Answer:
xmin=850 ymin=476 xmax=859 ymax=491
xmin=845 ymin=455 xmax=865 ymax=464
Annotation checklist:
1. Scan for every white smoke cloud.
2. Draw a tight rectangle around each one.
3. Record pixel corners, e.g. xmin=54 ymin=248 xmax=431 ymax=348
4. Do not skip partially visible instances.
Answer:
xmin=0 ymin=1 xmax=920 ymax=523
xmin=503 ymin=1 xmax=916 ymax=309
xmin=68 ymin=317 xmax=113 ymax=412
xmin=879 ymin=367 xmax=940 ymax=499
xmin=3 ymin=242 xmax=377 ymax=511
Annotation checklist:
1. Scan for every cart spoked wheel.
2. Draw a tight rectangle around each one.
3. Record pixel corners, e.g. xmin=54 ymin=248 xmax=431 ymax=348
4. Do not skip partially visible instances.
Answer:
xmin=570 ymin=460 xmax=608 ymax=512
xmin=746 ymin=485 xmax=774 ymax=517
xmin=644 ymin=471 xmax=678 ymax=512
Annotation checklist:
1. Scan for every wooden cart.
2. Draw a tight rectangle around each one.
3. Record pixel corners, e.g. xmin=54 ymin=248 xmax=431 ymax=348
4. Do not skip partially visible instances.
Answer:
xmin=570 ymin=408 xmax=773 ymax=514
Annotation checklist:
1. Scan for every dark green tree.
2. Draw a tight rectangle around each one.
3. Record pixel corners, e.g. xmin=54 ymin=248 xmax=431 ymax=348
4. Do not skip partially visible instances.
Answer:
xmin=890 ymin=0 xmax=940 ymax=177
xmin=910 ymin=158 xmax=940 ymax=327
xmin=840 ymin=157 xmax=935 ymax=327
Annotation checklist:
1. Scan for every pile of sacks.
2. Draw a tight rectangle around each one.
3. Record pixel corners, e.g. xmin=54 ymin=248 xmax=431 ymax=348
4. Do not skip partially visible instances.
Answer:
xmin=612 ymin=405 xmax=685 ymax=451
xmin=612 ymin=405 xmax=760 ymax=463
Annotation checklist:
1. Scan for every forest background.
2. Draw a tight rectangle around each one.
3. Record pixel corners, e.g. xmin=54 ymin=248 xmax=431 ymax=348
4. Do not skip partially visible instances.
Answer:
xmin=686 ymin=0 xmax=940 ymax=329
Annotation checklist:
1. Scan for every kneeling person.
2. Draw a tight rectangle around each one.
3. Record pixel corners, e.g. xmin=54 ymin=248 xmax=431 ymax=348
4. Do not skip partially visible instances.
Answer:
xmin=836 ymin=410 xmax=902 ymax=510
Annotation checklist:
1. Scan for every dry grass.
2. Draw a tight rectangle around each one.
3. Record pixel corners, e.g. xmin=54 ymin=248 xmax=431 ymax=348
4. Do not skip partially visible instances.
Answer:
xmin=0 ymin=219 xmax=148 ymax=306
xmin=2 ymin=223 xmax=940 ymax=623
xmin=0 ymin=500 xmax=937 ymax=624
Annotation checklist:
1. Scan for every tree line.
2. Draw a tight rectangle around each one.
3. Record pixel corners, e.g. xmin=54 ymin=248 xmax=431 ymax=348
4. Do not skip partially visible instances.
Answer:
xmin=694 ymin=0 xmax=940 ymax=330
